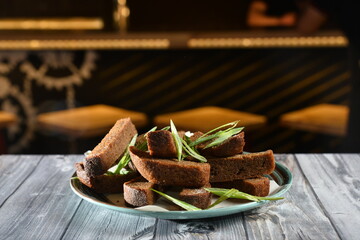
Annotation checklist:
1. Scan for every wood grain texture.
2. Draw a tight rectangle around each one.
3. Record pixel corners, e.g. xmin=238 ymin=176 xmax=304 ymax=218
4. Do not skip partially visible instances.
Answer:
xmin=153 ymin=214 xmax=247 ymax=240
xmin=62 ymin=202 xmax=156 ymax=240
xmin=1 ymin=154 xmax=359 ymax=240
xmin=0 ymin=155 xmax=82 ymax=240
xmin=244 ymin=154 xmax=340 ymax=240
xmin=0 ymin=155 xmax=42 ymax=206
xmin=296 ymin=154 xmax=360 ymax=240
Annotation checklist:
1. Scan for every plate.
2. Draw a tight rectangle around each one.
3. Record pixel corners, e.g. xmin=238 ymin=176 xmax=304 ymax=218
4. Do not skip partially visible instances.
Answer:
xmin=70 ymin=162 xmax=292 ymax=219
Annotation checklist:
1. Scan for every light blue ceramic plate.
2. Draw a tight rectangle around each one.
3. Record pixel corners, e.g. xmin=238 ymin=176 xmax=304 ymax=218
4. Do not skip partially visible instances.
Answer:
xmin=70 ymin=162 xmax=292 ymax=219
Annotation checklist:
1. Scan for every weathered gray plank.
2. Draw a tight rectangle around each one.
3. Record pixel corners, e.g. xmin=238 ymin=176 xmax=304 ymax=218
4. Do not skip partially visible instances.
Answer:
xmin=153 ymin=214 xmax=247 ymax=240
xmin=62 ymin=201 xmax=157 ymax=240
xmin=0 ymin=155 xmax=82 ymax=240
xmin=0 ymin=155 xmax=42 ymax=206
xmin=244 ymin=154 xmax=340 ymax=240
xmin=1 ymin=154 xmax=358 ymax=240
xmin=296 ymin=154 xmax=360 ymax=240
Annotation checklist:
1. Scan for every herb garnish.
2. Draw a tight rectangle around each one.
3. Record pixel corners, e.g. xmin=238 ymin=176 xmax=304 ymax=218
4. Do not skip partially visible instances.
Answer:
xmin=112 ymin=134 xmax=138 ymax=175
xmin=204 ymin=188 xmax=284 ymax=202
xmin=151 ymin=188 xmax=201 ymax=211
xmin=181 ymin=138 xmax=207 ymax=162
xmin=151 ymin=187 xmax=284 ymax=211
xmin=111 ymin=126 xmax=161 ymax=175
xmin=161 ymin=126 xmax=170 ymax=131
xmin=170 ymin=120 xmax=183 ymax=161
xmin=200 ymin=121 xmax=239 ymax=138
xmin=207 ymin=188 xmax=238 ymax=209
xmin=189 ymin=121 xmax=244 ymax=148
xmin=204 ymin=127 xmax=244 ymax=149
xmin=170 ymin=120 xmax=208 ymax=162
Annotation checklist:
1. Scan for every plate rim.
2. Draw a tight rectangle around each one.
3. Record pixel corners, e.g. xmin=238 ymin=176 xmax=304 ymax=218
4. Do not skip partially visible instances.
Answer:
xmin=70 ymin=161 xmax=292 ymax=219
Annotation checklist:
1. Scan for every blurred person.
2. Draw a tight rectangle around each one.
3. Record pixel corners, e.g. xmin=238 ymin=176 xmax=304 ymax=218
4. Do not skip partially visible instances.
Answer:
xmin=298 ymin=0 xmax=360 ymax=152
xmin=247 ymin=0 xmax=298 ymax=28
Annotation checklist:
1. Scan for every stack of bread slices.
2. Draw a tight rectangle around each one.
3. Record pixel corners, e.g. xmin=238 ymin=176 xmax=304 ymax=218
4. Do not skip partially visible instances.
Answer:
xmin=75 ymin=118 xmax=275 ymax=210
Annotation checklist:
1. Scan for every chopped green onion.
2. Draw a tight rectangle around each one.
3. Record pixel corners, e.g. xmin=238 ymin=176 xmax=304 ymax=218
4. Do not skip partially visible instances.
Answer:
xmin=135 ymin=141 xmax=147 ymax=152
xmin=107 ymin=165 xmax=131 ymax=176
xmin=181 ymin=138 xmax=207 ymax=162
xmin=207 ymin=188 xmax=238 ymax=209
xmin=170 ymin=120 xmax=183 ymax=161
xmin=146 ymin=126 xmax=158 ymax=134
xmin=204 ymin=127 xmax=244 ymax=149
xmin=71 ymin=176 xmax=79 ymax=180
xmin=113 ymin=134 xmax=138 ymax=174
xmin=189 ymin=121 xmax=242 ymax=147
xmin=205 ymin=188 xmax=284 ymax=202
xmin=84 ymin=150 xmax=92 ymax=157
xmin=151 ymin=188 xmax=201 ymax=211
xmin=119 ymin=168 xmax=130 ymax=175
xmin=106 ymin=164 xmax=118 ymax=175
xmin=188 ymin=133 xmax=218 ymax=147
xmin=201 ymin=121 xmax=239 ymax=138
xmin=161 ymin=126 xmax=170 ymax=131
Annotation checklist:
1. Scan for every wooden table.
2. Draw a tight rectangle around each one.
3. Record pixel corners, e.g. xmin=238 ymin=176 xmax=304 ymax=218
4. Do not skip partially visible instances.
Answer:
xmin=0 ymin=154 xmax=359 ymax=240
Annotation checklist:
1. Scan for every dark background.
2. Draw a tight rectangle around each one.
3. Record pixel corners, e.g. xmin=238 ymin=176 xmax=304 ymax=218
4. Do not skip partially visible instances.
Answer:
xmin=1 ymin=47 xmax=347 ymax=154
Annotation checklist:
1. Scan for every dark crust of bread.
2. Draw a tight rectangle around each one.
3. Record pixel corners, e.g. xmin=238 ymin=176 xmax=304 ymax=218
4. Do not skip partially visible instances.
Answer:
xmin=75 ymin=162 xmax=139 ymax=193
xmin=84 ymin=118 xmax=137 ymax=177
xmin=212 ymin=177 xmax=270 ymax=197
xmin=129 ymin=146 xmax=210 ymax=187
xmin=208 ymin=150 xmax=275 ymax=182
xmin=198 ymin=132 xmax=245 ymax=157
xmin=146 ymin=130 xmax=177 ymax=158
xmin=123 ymin=177 xmax=159 ymax=207
xmin=178 ymin=183 xmax=212 ymax=209
xmin=189 ymin=131 xmax=204 ymax=141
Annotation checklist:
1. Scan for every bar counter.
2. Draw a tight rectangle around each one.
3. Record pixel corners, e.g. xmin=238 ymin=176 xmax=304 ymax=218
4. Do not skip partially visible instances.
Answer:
xmin=0 ymin=30 xmax=347 ymax=50
xmin=0 ymin=154 xmax=359 ymax=239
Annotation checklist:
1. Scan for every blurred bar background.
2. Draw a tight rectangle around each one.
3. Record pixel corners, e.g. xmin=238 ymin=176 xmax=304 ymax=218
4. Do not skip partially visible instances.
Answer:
xmin=0 ymin=0 xmax=354 ymax=154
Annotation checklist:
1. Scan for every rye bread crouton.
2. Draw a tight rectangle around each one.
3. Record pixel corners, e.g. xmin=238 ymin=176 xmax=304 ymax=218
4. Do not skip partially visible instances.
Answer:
xmin=84 ymin=118 xmax=137 ymax=177
xmin=212 ymin=176 xmax=270 ymax=197
xmin=129 ymin=146 xmax=210 ymax=187
xmin=75 ymin=162 xmax=139 ymax=193
xmin=178 ymin=184 xmax=212 ymax=209
xmin=197 ymin=132 xmax=245 ymax=157
xmin=208 ymin=150 xmax=275 ymax=182
xmin=146 ymin=130 xmax=177 ymax=158
xmin=123 ymin=177 xmax=160 ymax=207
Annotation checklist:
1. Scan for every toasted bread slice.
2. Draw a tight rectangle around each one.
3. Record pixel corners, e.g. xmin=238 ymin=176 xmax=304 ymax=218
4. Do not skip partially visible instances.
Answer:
xmin=84 ymin=118 xmax=137 ymax=177
xmin=123 ymin=177 xmax=161 ymax=207
xmin=129 ymin=146 xmax=210 ymax=187
xmin=208 ymin=150 xmax=275 ymax=182
xmin=197 ymin=132 xmax=245 ymax=157
xmin=212 ymin=176 xmax=270 ymax=197
xmin=75 ymin=162 xmax=139 ymax=193
xmin=178 ymin=184 xmax=212 ymax=209
xmin=146 ymin=130 xmax=177 ymax=158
